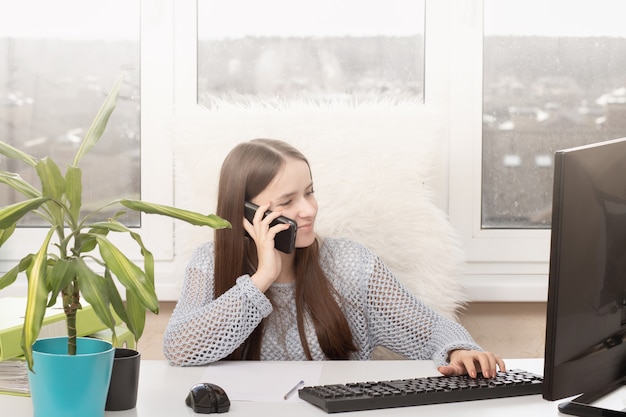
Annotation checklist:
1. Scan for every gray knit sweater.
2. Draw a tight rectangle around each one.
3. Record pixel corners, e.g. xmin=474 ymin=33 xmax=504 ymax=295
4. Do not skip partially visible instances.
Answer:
xmin=163 ymin=237 xmax=481 ymax=366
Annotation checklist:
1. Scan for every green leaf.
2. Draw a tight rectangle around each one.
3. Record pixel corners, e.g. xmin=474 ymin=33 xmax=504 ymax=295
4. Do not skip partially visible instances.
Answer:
xmin=36 ymin=157 xmax=65 ymax=200
xmin=119 ymin=199 xmax=232 ymax=228
xmin=89 ymin=219 xmax=156 ymax=289
xmin=125 ymin=290 xmax=147 ymax=340
xmin=73 ymin=258 xmax=118 ymax=331
xmin=0 ymin=197 xmax=50 ymax=229
xmin=142 ymin=240 xmax=155 ymax=291
xmin=76 ymin=231 xmax=100 ymax=253
xmin=0 ymin=265 xmax=19 ymax=290
xmin=0 ymin=223 xmax=17 ymax=247
xmin=94 ymin=235 xmax=159 ymax=313
xmin=0 ymin=171 xmax=41 ymax=199
xmin=78 ymin=226 xmax=110 ymax=253
xmin=89 ymin=220 xmax=138 ymax=234
xmin=72 ymin=74 xmax=124 ymax=167
xmin=47 ymin=259 xmax=76 ymax=303
xmin=65 ymin=166 xmax=82 ymax=220
xmin=0 ymin=255 xmax=33 ymax=290
xmin=35 ymin=158 xmax=66 ymax=226
xmin=0 ymin=141 xmax=38 ymax=167
xmin=22 ymin=228 xmax=55 ymax=371
xmin=103 ymin=269 xmax=131 ymax=327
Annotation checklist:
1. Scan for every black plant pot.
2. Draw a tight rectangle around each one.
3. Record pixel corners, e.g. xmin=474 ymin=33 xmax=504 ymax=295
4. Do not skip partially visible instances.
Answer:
xmin=105 ymin=348 xmax=141 ymax=411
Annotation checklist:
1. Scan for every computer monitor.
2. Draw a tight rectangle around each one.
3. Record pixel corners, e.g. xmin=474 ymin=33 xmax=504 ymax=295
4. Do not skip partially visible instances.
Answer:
xmin=543 ymin=137 xmax=626 ymax=415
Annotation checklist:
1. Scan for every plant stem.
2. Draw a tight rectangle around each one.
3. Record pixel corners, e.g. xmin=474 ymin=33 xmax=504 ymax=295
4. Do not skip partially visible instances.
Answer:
xmin=62 ymin=285 xmax=80 ymax=355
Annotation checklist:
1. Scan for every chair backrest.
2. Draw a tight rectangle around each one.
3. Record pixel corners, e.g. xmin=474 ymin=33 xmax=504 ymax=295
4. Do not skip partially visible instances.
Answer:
xmin=174 ymin=100 xmax=467 ymax=320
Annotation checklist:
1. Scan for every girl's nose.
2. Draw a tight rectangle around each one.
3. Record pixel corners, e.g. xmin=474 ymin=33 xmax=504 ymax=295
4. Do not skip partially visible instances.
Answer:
xmin=297 ymin=197 xmax=317 ymax=217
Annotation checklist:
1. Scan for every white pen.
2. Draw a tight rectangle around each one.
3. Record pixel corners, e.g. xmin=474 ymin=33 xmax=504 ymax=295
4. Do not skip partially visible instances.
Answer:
xmin=283 ymin=380 xmax=305 ymax=400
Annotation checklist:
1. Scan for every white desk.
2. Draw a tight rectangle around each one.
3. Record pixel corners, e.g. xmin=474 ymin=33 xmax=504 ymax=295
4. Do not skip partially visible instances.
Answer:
xmin=3 ymin=359 xmax=569 ymax=416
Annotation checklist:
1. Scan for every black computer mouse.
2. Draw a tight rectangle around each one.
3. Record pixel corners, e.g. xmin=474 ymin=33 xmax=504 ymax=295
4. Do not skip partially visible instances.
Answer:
xmin=185 ymin=382 xmax=231 ymax=414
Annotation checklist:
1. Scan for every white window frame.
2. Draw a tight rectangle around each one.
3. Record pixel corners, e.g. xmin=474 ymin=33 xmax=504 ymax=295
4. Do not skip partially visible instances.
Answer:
xmin=444 ymin=0 xmax=549 ymax=302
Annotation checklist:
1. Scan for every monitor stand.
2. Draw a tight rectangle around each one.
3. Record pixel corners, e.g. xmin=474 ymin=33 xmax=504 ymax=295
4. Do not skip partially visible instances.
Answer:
xmin=559 ymin=377 xmax=626 ymax=417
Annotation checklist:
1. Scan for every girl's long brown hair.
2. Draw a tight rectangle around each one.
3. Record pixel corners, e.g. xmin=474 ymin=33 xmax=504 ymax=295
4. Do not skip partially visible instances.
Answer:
xmin=214 ymin=139 xmax=357 ymax=360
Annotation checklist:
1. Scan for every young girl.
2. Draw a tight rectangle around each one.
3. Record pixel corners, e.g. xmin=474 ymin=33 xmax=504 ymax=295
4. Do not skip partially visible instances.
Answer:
xmin=163 ymin=138 xmax=505 ymax=378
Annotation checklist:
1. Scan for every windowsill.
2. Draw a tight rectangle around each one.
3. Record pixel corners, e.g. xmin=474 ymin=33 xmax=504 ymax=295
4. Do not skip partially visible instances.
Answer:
xmin=462 ymin=274 xmax=548 ymax=302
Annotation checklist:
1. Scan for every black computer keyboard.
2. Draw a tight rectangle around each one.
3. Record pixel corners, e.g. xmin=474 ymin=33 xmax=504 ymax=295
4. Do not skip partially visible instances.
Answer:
xmin=298 ymin=368 xmax=543 ymax=413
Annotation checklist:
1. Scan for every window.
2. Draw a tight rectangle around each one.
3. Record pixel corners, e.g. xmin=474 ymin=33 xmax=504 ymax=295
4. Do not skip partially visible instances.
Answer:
xmin=483 ymin=0 xmax=626 ymax=229
xmin=197 ymin=0 xmax=424 ymax=107
xmin=0 ymin=0 xmax=141 ymax=225
xmin=448 ymin=0 xmax=626 ymax=300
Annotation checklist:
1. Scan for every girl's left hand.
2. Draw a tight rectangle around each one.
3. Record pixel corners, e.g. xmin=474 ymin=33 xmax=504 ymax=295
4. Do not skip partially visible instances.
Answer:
xmin=437 ymin=349 xmax=506 ymax=378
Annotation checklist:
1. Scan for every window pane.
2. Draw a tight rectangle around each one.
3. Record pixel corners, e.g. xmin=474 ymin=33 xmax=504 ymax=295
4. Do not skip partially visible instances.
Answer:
xmin=0 ymin=0 xmax=141 ymax=226
xmin=483 ymin=0 xmax=626 ymax=229
xmin=197 ymin=0 xmax=424 ymax=107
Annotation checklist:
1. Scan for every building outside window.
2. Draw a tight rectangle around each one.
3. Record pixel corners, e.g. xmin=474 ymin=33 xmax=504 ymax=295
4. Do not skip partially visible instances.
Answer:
xmin=482 ymin=0 xmax=626 ymax=229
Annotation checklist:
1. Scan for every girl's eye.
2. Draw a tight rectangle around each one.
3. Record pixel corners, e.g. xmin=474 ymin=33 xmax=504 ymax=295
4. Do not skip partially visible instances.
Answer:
xmin=278 ymin=200 xmax=292 ymax=207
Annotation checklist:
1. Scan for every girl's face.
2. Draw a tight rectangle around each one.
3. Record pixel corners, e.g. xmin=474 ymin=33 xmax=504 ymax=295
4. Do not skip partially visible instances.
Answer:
xmin=251 ymin=158 xmax=318 ymax=250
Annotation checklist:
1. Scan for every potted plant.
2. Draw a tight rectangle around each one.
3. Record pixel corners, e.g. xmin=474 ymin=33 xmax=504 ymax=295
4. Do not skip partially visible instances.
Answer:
xmin=0 ymin=74 xmax=231 ymax=417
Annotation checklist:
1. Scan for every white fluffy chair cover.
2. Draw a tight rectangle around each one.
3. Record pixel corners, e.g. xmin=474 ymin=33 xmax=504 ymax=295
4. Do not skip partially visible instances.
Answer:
xmin=173 ymin=100 xmax=467 ymax=320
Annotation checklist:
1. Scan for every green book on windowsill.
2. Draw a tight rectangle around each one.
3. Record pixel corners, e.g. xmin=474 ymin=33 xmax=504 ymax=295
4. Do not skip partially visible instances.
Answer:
xmin=0 ymin=297 xmax=118 ymax=362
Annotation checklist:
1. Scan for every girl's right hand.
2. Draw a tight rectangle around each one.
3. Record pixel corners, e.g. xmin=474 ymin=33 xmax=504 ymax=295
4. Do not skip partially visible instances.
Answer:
xmin=243 ymin=202 xmax=291 ymax=292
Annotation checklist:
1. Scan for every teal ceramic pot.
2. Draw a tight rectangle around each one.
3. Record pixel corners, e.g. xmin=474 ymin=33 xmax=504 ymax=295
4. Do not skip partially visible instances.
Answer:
xmin=28 ymin=337 xmax=115 ymax=417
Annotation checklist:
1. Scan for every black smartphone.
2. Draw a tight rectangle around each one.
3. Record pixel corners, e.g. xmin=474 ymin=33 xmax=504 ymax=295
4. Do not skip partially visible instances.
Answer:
xmin=244 ymin=201 xmax=297 ymax=254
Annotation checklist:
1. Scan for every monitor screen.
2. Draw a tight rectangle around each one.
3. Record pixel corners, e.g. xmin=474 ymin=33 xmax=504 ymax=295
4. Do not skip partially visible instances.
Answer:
xmin=543 ymin=137 xmax=626 ymax=410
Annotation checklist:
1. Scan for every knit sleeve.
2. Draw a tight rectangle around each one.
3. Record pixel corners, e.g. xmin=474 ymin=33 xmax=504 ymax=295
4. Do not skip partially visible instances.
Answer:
xmin=162 ymin=242 xmax=273 ymax=366
xmin=363 ymin=247 xmax=481 ymax=366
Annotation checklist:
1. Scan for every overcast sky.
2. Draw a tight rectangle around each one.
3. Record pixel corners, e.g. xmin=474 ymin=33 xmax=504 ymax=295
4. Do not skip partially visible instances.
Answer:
xmin=0 ymin=0 xmax=136 ymax=39
xmin=1 ymin=1 xmax=625 ymax=39
xmin=198 ymin=0 xmax=425 ymax=38
xmin=485 ymin=0 xmax=626 ymax=37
